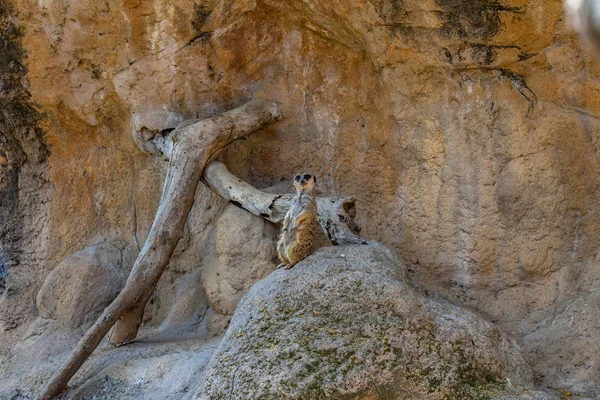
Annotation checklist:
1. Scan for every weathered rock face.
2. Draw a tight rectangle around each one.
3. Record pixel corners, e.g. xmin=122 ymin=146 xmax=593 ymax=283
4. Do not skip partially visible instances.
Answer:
xmin=36 ymin=240 xmax=134 ymax=329
xmin=522 ymin=290 xmax=600 ymax=395
xmin=2 ymin=0 xmax=600 ymax=396
xmin=0 ymin=0 xmax=51 ymax=344
xmin=198 ymin=243 xmax=545 ymax=400
xmin=201 ymin=203 xmax=279 ymax=315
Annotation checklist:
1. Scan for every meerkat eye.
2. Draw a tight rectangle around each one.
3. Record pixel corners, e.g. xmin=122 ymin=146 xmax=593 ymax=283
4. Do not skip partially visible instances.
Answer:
xmin=295 ymin=175 xmax=301 ymax=181
xmin=303 ymin=174 xmax=311 ymax=180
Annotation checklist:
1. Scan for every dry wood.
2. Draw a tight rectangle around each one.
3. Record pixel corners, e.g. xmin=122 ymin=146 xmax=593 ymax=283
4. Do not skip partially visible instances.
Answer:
xmin=203 ymin=161 xmax=366 ymax=245
xmin=40 ymin=99 xmax=282 ymax=400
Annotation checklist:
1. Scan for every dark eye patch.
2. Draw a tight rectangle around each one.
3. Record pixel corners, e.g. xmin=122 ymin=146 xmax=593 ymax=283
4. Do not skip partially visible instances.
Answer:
xmin=303 ymin=174 xmax=311 ymax=180
xmin=295 ymin=175 xmax=301 ymax=181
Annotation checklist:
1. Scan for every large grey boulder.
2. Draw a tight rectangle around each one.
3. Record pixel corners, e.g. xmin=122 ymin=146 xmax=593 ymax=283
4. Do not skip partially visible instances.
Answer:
xmin=196 ymin=243 xmax=547 ymax=399
xmin=36 ymin=240 xmax=133 ymax=329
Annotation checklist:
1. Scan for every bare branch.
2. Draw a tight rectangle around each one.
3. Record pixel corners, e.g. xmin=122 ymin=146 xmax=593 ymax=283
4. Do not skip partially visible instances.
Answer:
xmin=203 ymin=161 xmax=366 ymax=245
xmin=40 ymin=99 xmax=283 ymax=400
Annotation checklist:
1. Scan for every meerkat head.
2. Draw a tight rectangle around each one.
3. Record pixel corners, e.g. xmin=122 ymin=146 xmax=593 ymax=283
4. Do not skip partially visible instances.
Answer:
xmin=294 ymin=173 xmax=316 ymax=193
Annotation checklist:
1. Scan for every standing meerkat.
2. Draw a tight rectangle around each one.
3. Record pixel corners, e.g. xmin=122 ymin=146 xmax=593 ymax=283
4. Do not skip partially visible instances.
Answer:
xmin=277 ymin=173 xmax=318 ymax=269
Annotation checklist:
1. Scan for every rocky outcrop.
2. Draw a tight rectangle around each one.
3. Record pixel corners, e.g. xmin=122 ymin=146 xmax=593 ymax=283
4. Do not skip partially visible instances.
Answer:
xmin=522 ymin=290 xmax=600 ymax=395
xmin=2 ymin=0 xmax=600 ymax=396
xmin=36 ymin=240 xmax=134 ymax=329
xmin=198 ymin=243 xmax=548 ymax=399
xmin=201 ymin=203 xmax=279 ymax=315
xmin=0 ymin=0 xmax=51 ymax=341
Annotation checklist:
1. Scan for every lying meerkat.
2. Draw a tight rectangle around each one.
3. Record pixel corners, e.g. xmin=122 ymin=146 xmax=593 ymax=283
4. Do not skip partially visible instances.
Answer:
xmin=277 ymin=173 xmax=318 ymax=269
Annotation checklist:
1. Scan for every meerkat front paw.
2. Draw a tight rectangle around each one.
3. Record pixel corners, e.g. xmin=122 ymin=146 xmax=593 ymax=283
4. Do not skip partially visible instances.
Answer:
xmin=277 ymin=263 xmax=288 ymax=269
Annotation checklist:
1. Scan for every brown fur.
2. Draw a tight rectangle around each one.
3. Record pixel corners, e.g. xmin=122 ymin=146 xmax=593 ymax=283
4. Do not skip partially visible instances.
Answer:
xmin=277 ymin=173 xmax=318 ymax=269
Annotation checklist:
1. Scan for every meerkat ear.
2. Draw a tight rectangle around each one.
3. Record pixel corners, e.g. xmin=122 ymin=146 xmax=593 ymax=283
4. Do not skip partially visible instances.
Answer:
xmin=314 ymin=176 xmax=317 ymax=184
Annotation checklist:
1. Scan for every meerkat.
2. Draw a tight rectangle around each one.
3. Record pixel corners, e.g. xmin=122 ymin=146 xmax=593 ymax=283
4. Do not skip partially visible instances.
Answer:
xmin=277 ymin=173 xmax=318 ymax=269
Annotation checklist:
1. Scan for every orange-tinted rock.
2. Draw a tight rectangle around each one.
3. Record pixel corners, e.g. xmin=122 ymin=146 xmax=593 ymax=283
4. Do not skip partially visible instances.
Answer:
xmin=1 ymin=0 xmax=600 ymax=396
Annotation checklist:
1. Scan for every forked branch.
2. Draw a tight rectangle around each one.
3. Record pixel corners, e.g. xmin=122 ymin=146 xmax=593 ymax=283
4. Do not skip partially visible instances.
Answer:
xmin=40 ymin=99 xmax=283 ymax=400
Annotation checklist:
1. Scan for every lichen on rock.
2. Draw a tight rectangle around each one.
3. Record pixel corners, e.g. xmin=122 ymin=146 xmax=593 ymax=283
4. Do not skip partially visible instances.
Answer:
xmin=1 ymin=0 xmax=600 ymax=396
xmin=197 ymin=243 xmax=543 ymax=399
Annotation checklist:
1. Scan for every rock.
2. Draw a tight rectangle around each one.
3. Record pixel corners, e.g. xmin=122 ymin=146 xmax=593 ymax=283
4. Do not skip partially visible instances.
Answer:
xmin=0 ymin=331 xmax=221 ymax=400
xmin=0 ymin=0 xmax=51 ymax=346
xmin=36 ymin=240 xmax=133 ymax=329
xmin=522 ymin=291 xmax=600 ymax=397
xmin=201 ymin=204 xmax=279 ymax=315
xmin=202 ymin=308 xmax=233 ymax=338
xmin=159 ymin=267 xmax=232 ymax=339
xmin=160 ymin=267 xmax=210 ymax=333
xmin=3 ymin=0 xmax=600 ymax=394
xmin=66 ymin=338 xmax=221 ymax=400
xmin=197 ymin=243 xmax=538 ymax=399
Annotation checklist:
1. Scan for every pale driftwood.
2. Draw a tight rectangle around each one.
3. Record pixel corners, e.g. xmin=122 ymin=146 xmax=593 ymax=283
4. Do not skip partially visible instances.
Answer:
xmin=203 ymin=161 xmax=366 ymax=245
xmin=40 ymin=99 xmax=282 ymax=400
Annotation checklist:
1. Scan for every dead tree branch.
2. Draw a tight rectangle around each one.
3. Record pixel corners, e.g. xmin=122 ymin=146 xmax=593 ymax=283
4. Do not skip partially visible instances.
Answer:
xmin=203 ymin=161 xmax=366 ymax=245
xmin=40 ymin=99 xmax=283 ymax=400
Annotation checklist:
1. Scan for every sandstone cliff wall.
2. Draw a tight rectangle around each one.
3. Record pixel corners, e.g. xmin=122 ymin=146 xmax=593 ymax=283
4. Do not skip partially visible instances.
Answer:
xmin=2 ymin=0 xmax=600 ymax=395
